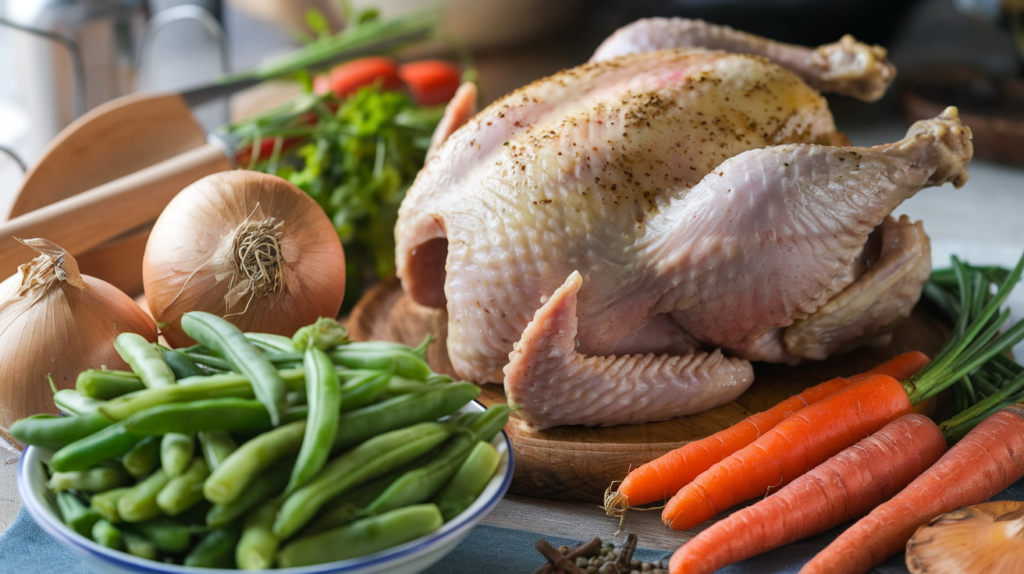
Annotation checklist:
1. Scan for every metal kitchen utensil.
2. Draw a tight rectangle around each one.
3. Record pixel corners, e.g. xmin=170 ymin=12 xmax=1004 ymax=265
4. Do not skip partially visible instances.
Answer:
xmin=1 ymin=0 xmax=231 ymax=156
xmin=1 ymin=0 xmax=148 ymax=153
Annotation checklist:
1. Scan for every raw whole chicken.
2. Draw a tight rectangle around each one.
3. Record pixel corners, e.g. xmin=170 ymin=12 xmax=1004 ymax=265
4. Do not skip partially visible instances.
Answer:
xmin=395 ymin=19 xmax=973 ymax=429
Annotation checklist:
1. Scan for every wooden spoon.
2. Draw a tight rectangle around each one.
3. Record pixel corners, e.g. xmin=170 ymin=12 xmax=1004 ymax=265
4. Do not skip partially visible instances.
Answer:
xmin=0 ymin=92 xmax=233 ymax=293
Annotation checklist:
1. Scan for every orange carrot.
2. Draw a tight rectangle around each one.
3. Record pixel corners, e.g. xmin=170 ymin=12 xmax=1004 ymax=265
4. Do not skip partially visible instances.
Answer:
xmin=605 ymin=351 xmax=929 ymax=514
xmin=662 ymin=374 xmax=913 ymax=531
xmin=858 ymin=350 xmax=931 ymax=380
xmin=668 ymin=413 xmax=947 ymax=574
xmin=313 ymin=56 xmax=403 ymax=99
xmin=661 ymin=252 xmax=1024 ymax=531
xmin=799 ymin=404 xmax=1024 ymax=574
xmin=397 ymin=60 xmax=462 ymax=106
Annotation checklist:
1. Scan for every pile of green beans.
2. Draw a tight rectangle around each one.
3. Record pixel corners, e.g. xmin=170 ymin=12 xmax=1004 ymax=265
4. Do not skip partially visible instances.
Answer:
xmin=12 ymin=313 xmax=507 ymax=569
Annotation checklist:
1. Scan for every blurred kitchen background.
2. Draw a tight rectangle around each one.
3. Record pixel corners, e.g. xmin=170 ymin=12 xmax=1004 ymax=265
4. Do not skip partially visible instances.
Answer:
xmin=0 ymin=0 xmax=1021 ymax=246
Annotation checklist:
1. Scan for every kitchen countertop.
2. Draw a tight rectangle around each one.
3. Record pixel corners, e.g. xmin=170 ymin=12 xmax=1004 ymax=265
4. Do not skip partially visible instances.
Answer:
xmin=2 ymin=0 xmax=1024 ymax=568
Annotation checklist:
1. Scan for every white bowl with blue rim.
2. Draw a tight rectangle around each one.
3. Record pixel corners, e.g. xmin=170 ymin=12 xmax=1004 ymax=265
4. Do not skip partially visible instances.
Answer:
xmin=18 ymin=401 xmax=513 ymax=574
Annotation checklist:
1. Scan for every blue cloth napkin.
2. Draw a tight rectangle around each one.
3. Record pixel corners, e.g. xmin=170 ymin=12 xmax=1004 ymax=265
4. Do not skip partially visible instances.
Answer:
xmin=3 ymin=477 xmax=1023 ymax=573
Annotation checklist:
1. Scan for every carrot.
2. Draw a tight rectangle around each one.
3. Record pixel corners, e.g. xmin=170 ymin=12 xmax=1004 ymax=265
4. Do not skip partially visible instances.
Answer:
xmin=661 ymin=253 xmax=1024 ymax=531
xmin=605 ymin=351 xmax=930 ymax=516
xmin=314 ymin=56 xmax=403 ymax=99
xmin=799 ymin=404 xmax=1024 ymax=574
xmin=668 ymin=413 xmax=947 ymax=574
xmin=858 ymin=350 xmax=931 ymax=380
xmin=397 ymin=60 xmax=462 ymax=106
xmin=663 ymin=374 xmax=912 ymax=530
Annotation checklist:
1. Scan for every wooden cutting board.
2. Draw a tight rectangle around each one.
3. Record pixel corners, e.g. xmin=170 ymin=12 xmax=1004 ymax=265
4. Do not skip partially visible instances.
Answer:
xmin=347 ymin=278 xmax=950 ymax=502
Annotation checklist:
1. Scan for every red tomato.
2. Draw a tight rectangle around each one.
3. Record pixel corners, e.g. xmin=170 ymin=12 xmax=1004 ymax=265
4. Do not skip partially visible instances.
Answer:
xmin=322 ymin=56 xmax=403 ymax=99
xmin=398 ymin=60 xmax=462 ymax=106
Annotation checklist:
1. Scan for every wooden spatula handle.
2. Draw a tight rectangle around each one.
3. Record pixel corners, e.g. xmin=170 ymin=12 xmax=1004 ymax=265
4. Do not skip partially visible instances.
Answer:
xmin=0 ymin=143 xmax=232 ymax=281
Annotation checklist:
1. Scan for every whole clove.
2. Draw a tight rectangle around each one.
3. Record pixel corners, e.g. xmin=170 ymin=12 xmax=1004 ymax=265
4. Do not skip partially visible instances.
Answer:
xmin=536 ymin=538 xmax=588 ymax=574
xmin=614 ymin=533 xmax=638 ymax=572
xmin=531 ymin=537 xmax=602 ymax=574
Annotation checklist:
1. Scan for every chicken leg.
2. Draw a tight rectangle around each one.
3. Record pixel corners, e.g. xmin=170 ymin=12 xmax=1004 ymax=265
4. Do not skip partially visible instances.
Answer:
xmin=591 ymin=18 xmax=896 ymax=102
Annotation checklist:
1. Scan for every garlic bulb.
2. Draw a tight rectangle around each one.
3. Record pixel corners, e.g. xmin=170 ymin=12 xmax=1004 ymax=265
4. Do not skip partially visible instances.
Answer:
xmin=142 ymin=171 xmax=346 ymax=347
xmin=906 ymin=500 xmax=1024 ymax=574
xmin=0 ymin=239 xmax=156 ymax=439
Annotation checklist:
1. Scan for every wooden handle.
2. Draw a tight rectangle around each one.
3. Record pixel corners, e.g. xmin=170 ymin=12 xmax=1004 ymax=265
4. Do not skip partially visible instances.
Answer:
xmin=0 ymin=143 xmax=232 ymax=281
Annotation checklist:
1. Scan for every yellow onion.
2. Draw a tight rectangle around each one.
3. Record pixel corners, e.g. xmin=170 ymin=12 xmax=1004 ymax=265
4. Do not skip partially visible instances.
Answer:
xmin=142 ymin=171 xmax=346 ymax=347
xmin=0 ymin=239 xmax=156 ymax=436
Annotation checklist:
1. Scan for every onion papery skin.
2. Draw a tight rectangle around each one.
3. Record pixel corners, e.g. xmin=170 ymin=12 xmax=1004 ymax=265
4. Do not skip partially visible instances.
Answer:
xmin=0 ymin=270 xmax=156 ymax=439
xmin=143 ymin=171 xmax=346 ymax=347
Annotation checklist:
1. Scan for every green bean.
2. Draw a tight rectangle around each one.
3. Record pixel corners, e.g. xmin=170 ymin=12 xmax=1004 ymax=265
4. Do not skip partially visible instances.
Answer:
xmin=115 ymin=332 xmax=176 ymax=388
xmin=245 ymin=332 xmax=296 ymax=353
xmin=122 ymin=435 xmax=161 ymax=479
xmin=198 ymin=431 xmax=237 ymax=471
xmin=185 ymin=524 xmax=242 ymax=568
xmin=206 ymin=457 xmax=294 ymax=527
xmin=337 ymin=369 xmax=392 ymax=411
xmin=382 ymin=376 xmax=432 ymax=396
xmin=161 ymin=433 xmax=194 ymax=478
xmin=358 ymin=405 xmax=508 ymax=518
xmin=280 ymin=371 xmax=392 ymax=421
xmin=285 ymin=345 xmax=342 ymax=496
xmin=174 ymin=498 xmax=214 ymax=528
xmin=276 ymin=504 xmax=443 ymax=567
xmin=382 ymin=373 xmax=454 ymax=397
xmin=183 ymin=351 xmax=235 ymax=372
xmin=252 ymin=350 xmax=303 ymax=364
xmin=118 ymin=469 xmax=171 ymax=523
xmin=328 ymin=347 xmax=431 ymax=380
xmin=180 ymin=368 xmax=303 ymax=388
xmin=99 ymin=376 xmax=257 ymax=420
xmin=285 ymin=389 xmax=307 ymax=407
xmin=125 ymin=398 xmax=274 ymax=435
xmin=76 ymin=370 xmax=145 ymax=399
xmin=53 ymin=389 xmax=104 ymax=416
xmin=300 ymin=467 xmax=408 ymax=536
xmin=426 ymin=373 xmax=455 ymax=385
xmin=332 ymin=382 xmax=480 ymax=451
xmin=157 ymin=458 xmax=209 ymax=516
xmin=49 ymin=467 xmax=132 ymax=493
xmin=181 ymin=312 xmax=288 ymax=426
xmin=434 ymin=440 xmax=500 ymax=521
xmin=236 ymin=499 xmax=281 ymax=570
xmin=9 ymin=413 xmax=114 ymax=451
xmin=91 ymin=519 xmax=124 ymax=550
xmin=156 ymin=345 xmax=207 ymax=379
xmin=56 ymin=491 xmax=101 ymax=536
xmin=340 ymin=338 xmax=432 ymax=358
xmin=204 ymin=420 xmax=306 ymax=504
xmin=292 ymin=317 xmax=349 ymax=351
xmin=91 ymin=487 xmax=132 ymax=522
xmin=274 ymin=421 xmax=452 ymax=540
xmin=122 ymin=529 xmax=159 ymax=560
xmin=50 ymin=423 xmax=143 ymax=472
xmin=130 ymin=519 xmax=194 ymax=554
xmin=363 ymin=438 xmax=472 ymax=516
